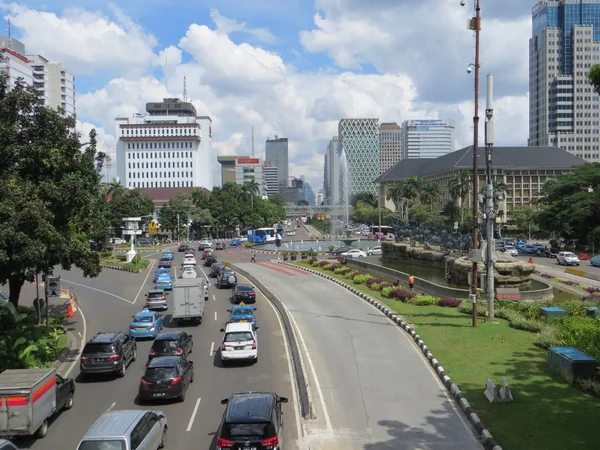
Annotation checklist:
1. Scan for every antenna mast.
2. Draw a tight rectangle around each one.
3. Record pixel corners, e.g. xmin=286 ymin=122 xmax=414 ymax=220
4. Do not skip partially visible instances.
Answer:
xmin=183 ymin=76 xmax=188 ymax=102
xmin=7 ymin=18 xmax=11 ymax=49
xmin=252 ymin=127 xmax=255 ymax=156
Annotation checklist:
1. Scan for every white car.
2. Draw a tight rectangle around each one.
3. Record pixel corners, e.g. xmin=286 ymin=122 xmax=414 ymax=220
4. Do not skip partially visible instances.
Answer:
xmin=110 ymin=237 xmax=126 ymax=245
xmin=557 ymin=251 xmax=580 ymax=266
xmin=505 ymin=245 xmax=519 ymax=257
xmin=183 ymin=255 xmax=197 ymax=266
xmin=367 ymin=246 xmax=382 ymax=256
xmin=219 ymin=322 xmax=258 ymax=364
xmin=341 ymin=249 xmax=367 ymax=258
xmin=200 ymin=239 xmax=212 ymax=248
xmin=286 ymin=230 xmax=296 ymax=236
xmin=181 ymin=266 xmax=197 ymax=279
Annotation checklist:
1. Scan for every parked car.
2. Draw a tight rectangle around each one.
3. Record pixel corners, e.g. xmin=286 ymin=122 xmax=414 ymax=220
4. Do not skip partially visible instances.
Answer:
xmin=219 ymin=322 xmax=258 ymax=365
xmin=110 ymin=237 xmax=126 ymax=245
xmin=557 ymin=251 xmax=580 ymax=266
xmin=545 ymin=248 xmax=559 ymax=258
xmin=145 ymin=289 xmax=168 ymax=311
xmin=138 ymin=356 xmax=194 ymax=403
xmin=76 ymin=409 xmax=167 ymax=450
xmin=367 ymin=246 xmax=382 ymax=256
xmin=137 ymin=238 xmax=154 ymax=246
xmin=591 ymin=255 xmax=600 ymax=267
xmin=230 ymin=238 xmax=243 ymax=246
xmin=341 ymin=249 xmax=367 ymax=258
xmin=149 ymin=331 xmax=193 ymax=360
xmin=232 ymin=284 xmax=256 ymax=303
xmin=80 ymin=331 xmax=137 ymax=378
xmin=129 ymin=310 xmax=164 ymax=339
xmin=331 ymin=246 xmax=353 ymax=255
xmin=216 ymin=392 xmax=287 ymax=449
xmin=504 ymin=245 xmax=519 ymax=257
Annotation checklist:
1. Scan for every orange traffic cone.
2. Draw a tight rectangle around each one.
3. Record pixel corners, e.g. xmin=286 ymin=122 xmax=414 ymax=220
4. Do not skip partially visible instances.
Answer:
xmin=528 ymin=257 xmax=534 ymax=264
xmin=66 ymin=303 xmax=75 ymax=318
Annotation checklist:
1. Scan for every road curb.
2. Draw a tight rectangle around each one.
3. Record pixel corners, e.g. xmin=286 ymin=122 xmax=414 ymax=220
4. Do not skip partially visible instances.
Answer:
xmin=100 ymin=264 xmax=146 ymax=273
xmin=230 ymin=264 xmax=313 ymax=420
xmin=53 ymin=329 xmax=81 ymax=377
xmin=280 ymin=261 xmax=503 ymax=450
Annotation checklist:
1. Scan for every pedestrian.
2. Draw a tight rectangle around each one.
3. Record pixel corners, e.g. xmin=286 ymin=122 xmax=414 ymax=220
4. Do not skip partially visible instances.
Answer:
xmin=393 ymin=279 xmax=400 ymax=287
xmin=251 ymin=253 xmax=256 ymax=263
xmin=408 ymin=274 xmax=416 ymax=291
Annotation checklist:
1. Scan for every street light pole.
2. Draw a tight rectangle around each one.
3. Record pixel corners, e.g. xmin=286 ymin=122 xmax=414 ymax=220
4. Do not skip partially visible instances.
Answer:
xmin=485 ymin=73 xmax=496 ymax=320
xmin=177 ymin=213 xmax=180 ymax=241
xmin=469 ymin=0 xmax=482 ymax=327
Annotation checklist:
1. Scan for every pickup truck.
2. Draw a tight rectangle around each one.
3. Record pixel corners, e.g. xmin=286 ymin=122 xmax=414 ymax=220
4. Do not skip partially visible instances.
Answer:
xmin=171 ymin=278 xmax=207 ymax=325
xmin=0 ymin=368 xmax=75 ymax=438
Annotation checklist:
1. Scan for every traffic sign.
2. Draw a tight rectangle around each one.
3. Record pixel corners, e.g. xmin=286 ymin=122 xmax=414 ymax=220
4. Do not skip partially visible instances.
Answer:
xmin=149 ymin=221 xmax=158 ymax=230
xmin=150 ymin=228 xmax=158 ymax=235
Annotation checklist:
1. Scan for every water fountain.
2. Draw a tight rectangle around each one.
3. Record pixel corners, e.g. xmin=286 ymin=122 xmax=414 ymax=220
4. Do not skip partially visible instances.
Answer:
xmin=338 ymin=149 xmax=358 ymax=247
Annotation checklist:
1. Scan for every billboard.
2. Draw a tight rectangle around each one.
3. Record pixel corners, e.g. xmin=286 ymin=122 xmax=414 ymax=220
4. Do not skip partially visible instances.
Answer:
xmin=237 ymin=158 xmax=260 ymax=165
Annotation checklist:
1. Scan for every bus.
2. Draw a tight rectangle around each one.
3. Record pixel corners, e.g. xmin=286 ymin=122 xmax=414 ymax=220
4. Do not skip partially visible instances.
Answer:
xmin=369 ymin=225 xmax=395 ymax=239
xmin=247 ymin=226 xmax=284 ymax=243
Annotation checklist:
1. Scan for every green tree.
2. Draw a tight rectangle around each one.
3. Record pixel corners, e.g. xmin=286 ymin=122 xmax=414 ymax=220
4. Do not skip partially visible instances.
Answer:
xmin=419 ymin=181 xmax=440 ymax=211
xmin=588 ymin=64 xmax=600 ymax=95
xmin=449 ymin=169 xmax=471 ymax=224
xmin=297 ymin=199 xmax=309 ymax=206
xmin=0 ymin=73 xmax=109 ymax=305
xmin=268 ymin=194 xmax=286 ymax=206
xmin=510 ymin=206 xmax=540 ymax=238
xmin=351 ymin=192 xmax=377 ymax=208
xmin=106 ymin=188 xmax=154 ymax=235
xmin=191 ymin=188 xmax=210 ymax=209
xmin=160 ymin=192 xmax=194 ymax=236
xmin=350 ymin=201 xmax=378 ymax=224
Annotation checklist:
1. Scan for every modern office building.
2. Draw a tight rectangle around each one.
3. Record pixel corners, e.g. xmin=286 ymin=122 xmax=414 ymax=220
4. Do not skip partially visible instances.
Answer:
xmin=401 ymin=119 xmax=455 ymax=159
xmin=0 ymin=37 xmax=32 ymax=87
xmin=264 ymin=164 xmax=279 ymax=196
xmin=265 ymin=136 xmax=289 ymax=188
xmin=315 ymin=189 xmax=324 ymax=206
xmin=28 ymin=55 xmax=76 ymax=115
xmin=529 ymin=0 xmax=600 ymax=161
xmin=379 ymin=122 xmax=402 ymax=174
xmin=116 ymin=97 xmax=214 ymax=190
xmin=235 ymin=157 xmax=265 ymax=195
xmin=338 ymin=118 xmax=380 ymax=197
xmin=302 ymin=182 xmax=315 ymax=205
xmin=217 ymin=155 xmax=238 ymax=185
xmin=324 ymin=136 xmax=340 ymax=204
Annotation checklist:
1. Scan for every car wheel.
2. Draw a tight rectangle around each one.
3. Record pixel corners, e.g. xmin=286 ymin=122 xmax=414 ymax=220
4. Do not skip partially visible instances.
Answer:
xmin=118 ymin=361 xmax=126 ymax=378
xmin=179 ymin=386 xmax=186 ymax=402
xmin=159 ymin=427 xmax=167 ymax=449
xmin=36 ymin=419 xmax=49 ymax=438
xmin=64 ymin=392 xmax=74 ymax=410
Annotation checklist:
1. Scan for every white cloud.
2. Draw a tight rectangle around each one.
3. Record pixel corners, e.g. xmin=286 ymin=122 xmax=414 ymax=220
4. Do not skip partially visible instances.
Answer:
xmin=210 ymin=9 xmax=276 ymax=43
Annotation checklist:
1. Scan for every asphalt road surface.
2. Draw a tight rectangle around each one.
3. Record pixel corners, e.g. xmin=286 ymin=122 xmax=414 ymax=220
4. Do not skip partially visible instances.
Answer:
xmin=239 ymin=260 xmax=482 ymax=450
xmin=514 ymin=254 xmax=600 ymax=273
xmin=17 ymin=247 xmax=299 ymax=450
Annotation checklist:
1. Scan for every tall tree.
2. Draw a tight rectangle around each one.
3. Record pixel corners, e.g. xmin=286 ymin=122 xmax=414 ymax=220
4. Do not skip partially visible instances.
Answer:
xmin=449 ymin=169 xmax=472 ymax=224
xmin=419 ymin=181 xmax=440 ymax=212
xmin=588 ymin=65 xmax=600 ymax=95
xmin=351 ymin=192 xmax=377 ymax=208
xmin=0 ymin=73 xmax=109 ymax=305
xmin=105 ymin=188 xmax=154 ymax=235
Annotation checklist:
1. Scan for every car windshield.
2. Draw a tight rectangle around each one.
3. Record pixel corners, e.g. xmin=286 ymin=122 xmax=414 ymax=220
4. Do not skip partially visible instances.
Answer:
xmin=77 ymin=440 xmax=126 ymax=450
xmin=221 ymin=422 xmax=272 ymax=439
xmin=134 ymin=315 xmax=154 ymax=323
xmin=83 ymin=343 xmax=115 ymax=354
xmin=145 ymin=367 xmax=177 ymax=379
xmin=184 ymin=268 xmax=195 ymax=272
xmin=160 ymin=258 xmax=170 ymax=262
xmin=224 ymin=332 xmax=253 ymax=342
xmin=564 ymin=252 xmax=577 ymax=257
xmin=233 ymin=309 xmax=254 ymax=316
xmin=157 ymin=275 xmax=171 ymax=280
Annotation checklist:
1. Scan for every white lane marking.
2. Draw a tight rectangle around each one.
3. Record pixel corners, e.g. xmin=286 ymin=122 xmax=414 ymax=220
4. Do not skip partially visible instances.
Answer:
xmin=214 ymin=311 xmax=217 ymax=321
xmin=77 ymin=332 xmax=83 ymax=339
xmin=209 ymin=341 xmax=215 ymax=356
xmin=64 ymin=306 xmax=87 ymax=378
xmin=106 ymin=402 xmax=116 ymax=412
xmin=186 ymin=398 xmax=202 ymax=431
xmin=261 ymin=283 xmax=303 ymax=440
xmin=212 ymin=294 xmax=216 ymax=301
xmin=133 ymin=259 xmax=156 ymax=304
xmin=62 ymin=279 xmax=133 ymax=304
xmin=286 ymin=305 xmax=333 ymax=431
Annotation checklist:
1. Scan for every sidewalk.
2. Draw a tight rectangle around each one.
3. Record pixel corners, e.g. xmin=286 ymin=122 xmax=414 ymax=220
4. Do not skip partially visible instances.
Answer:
xmin=301 ymin=222 xmax=323 ymax=239
xmin=532 ymin=263 xmax=600 ymax=297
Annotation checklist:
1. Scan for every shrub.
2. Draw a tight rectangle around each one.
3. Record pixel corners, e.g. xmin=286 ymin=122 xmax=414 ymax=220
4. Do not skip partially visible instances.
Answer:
xmin=407 ymin=295 xmax=439 ymax=306
xmin=533 ymin=323 xmax=564 ymax=349
xmin=308 ymin=257 xmax=317 ymax=264
xmin=578 ymin=377 xmax=600 ymax=397
xmin=334 ymin=267 xmax=346 ymax=274
xmin=319 ymin=261 xmax=329 ymax=267
xmin=458 ymin=300 xmax=488 ymax=317
xmin=365 ymin=277 xmax=383 ymax=288
xmin=381 ymin=286 xmax=394 ymax=298
xmin=438 ymin=298 xmax=462 ymax=308
xmin=585 ymin=287 xmax=600 ymax=294
xmin=378 ymin=282 xmax=391 ymax=291
xmin=557 ymin=316 xmax=600 ymax=360
xmin=244 ymin=241 xmax=253 ymax=248
xmin=323 ymin=264 xmax=333 ymax=270
xmin=353 ymin=274 xmax=371 ymax=285
xmin=328 ymin=245 xmax=335 ymax=252
xmin=345 ymin=270 xmax=362 ymax=279
xmin=370 ymin=283 xmax=380 ymax=291
xmin=338 ymin=267 xmax=352 ymax=275
xmin=99 ymin=250 xmax=112 ymax=259
xmin=390 ymin=289 xmax=416 ymax=301
xmin=560 ymin=300 xmax=587 ymax=317
xmin=586 ymin=294 xmax=600 ymax=301
xmin=507 ymin=313 xmax=544 ymax=333
xmin=330 ymin=264 xmax=342 ymax=271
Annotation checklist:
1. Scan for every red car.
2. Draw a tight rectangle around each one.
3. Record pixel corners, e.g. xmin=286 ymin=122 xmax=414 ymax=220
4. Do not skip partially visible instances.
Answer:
xmin=202 ymin=250 xmax=212 ymax=260
xmin=178 ymin=244 xmax=186 ymax=252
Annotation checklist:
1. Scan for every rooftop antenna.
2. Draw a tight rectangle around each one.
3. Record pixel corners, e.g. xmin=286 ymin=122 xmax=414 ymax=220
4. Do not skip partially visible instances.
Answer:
xmin=183 ymin=76 xmax=188 ymax=102
xmin=252 ymin=127 xmax=255 ymax=156
xmin=7 ymin=18 xmax=11 ymax=49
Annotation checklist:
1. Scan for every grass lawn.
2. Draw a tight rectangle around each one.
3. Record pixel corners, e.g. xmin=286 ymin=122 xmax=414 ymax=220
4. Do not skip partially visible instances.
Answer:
xmin=294 ymin=262 xmax=600 ymax=450
xmin=100 ymin=257 xmax=125 ymax=266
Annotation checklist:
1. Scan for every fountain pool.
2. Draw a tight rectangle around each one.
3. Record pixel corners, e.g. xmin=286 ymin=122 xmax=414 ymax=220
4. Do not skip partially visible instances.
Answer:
xmin=255 ymin=239 xmax=381 ymax=252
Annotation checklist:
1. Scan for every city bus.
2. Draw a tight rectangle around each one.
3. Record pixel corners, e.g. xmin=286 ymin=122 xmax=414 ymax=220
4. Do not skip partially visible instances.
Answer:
xmin=247 ymin=226 xmax=284 ymax=243
xmin=369 ymin=225 xmax=395 ymax=239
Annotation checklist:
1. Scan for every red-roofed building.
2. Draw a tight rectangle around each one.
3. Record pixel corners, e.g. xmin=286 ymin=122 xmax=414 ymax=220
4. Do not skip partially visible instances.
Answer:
xmin=140 ymin=187 xmax=211 ymax=208
xmin=0 ymin=37 xmax=33 ymax=87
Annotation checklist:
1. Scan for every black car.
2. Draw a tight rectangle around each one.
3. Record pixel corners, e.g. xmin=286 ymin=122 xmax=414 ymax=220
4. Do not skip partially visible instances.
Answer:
xmin=232 ymin=284 xmax=256 ymax=303
xmin=198 ymin=243 xmax=209 ymax=250
xmin=178 ymin=244 xmax=187 ymax=252
xmin=204 ymin=255 xmax=217 ymax=267
xmin=331 ymin=246 xmax=353 ymax=256
xmin=149 ymin=331 xmax=193 ymax=360
xmin=80 ymin=332 xmax=137 ymax=378
xmin=217 ymin=392 xmax=288 ymax=449
xmin=545 ymin=248 xmax=559 ymax=258
xmin=209 ymin=262 xmax=226 ymax=277
xmin=138 ymin=356 xmax=194 ymax=402
xmin=215 ymin=242 xmax=225 ymax=250
xmin=217 ymin=270 xmax=237 ymax=289
xmin=158 ymin=258 xmax=172 ymax=268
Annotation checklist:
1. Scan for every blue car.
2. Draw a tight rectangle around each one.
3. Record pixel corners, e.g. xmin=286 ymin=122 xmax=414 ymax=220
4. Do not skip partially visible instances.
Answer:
xmin=129 ymin=309 xmax=164 ymax=339
xmin=162 ymin=250 xmax=174 ymax=261
xmin=590 ymin=256 xmax=600 ymax=267
xmin=155 ymin=274 xmax=173 ymax=290
xmin=230 ymin=238 xmax=242 ymax=247
xmin=228 ymin=303 xmax=258 ymax=329
xmin=153 ymin=268 xmax=170 ymax=283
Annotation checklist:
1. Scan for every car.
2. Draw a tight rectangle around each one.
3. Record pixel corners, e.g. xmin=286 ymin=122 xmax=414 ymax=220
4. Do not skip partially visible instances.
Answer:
xmin=161 ymin=251 xmax=174 ymax=261
xmin=201 ymin=249 xmax=213 ymax=260
xmin=504 ymin=245 xmax=519 ymax=257
xmin=155 ymin=273 xmax=173 ymax=290
xmin=557 ymin=251 xmax=580 ymax=266
xmin=228 ymin=303 xmax=258 ymax=328
xmin=178 ymin=244 xmax=187 ymax=252
xmin=0 ymin=439 xmax=18 ymax=450
xmin=153 ymin=268 xmax=170 ymax=283
xmin=110 ymin=237 xmax=126 ymax=245
xmin=158 ymin=257 xmax=172 ymax=269
xmin=79 ymin=331 xmax=137 ymax=378
xmin=145 ymin=289 xmax=168 ymax=311
xmin=129 ymin=309 xmax=164 ymax=339
xmin=204 ymin=255 xmax=217 ymax=267
xmin=367 ymin=246 xmax=382 ymax=256
xmin=217 ymin=269 xmax=237 ymax=289
xmin=286 ymin=230 xmax=296 ymax=236
xmin=232 ymin=284 xmax=256 ymax=304
xmin=200 ymin=239 xmax=212 ymax=248
xmin=215 ymin=242 xmax=225 ymax=250
xmin=229 ymin=238 xmax=242 ymax=247
xmin=181 ymin=265 xmax=197 ymax=279
xmin=138 ymin=356 xmax=194 ymax=403
xmin=209 ymin=262 xmax=226 ymax=278
xmin=219 ymin=322 xmax=258 ymax=364
xmin=523 ymin=245 xmax=537 ymax=255
xmin=183 ymin=255 xmax=197 ymax=266
xmin=216 ymin=392 xmax=288 ymax=450
xmin=149 ymin=331 xmax=193 ymax=360
xmin=198 ymin=243 xmax=209 ymax=250
xmin=137 ymin=238 xmax=154 ymax=246
xmin=591 ymin=255 xmax=600 ymax=267
xmin=331 ymin=246 xmax=353 ymax=255
xmin=76 ymin=409 xmax=167 ymax=450
xmin=341 ymin=249 xmax=367 ymax=258
xmin=545 ymin=248 xmax=559 ymax=258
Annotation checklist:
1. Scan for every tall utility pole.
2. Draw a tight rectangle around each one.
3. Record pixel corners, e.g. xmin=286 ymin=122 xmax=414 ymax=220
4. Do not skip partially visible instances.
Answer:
xmin=468 ymin=0 xmax=482 ymax=327
xmin=485 ymin=73 xmax=495 ymax=320
xmin=177 ymin=213 xmax=180 ymax=241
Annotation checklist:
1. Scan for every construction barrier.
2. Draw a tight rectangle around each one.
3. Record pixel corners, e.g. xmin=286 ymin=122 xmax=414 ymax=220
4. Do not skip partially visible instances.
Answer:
xmin=565 ymin=267 xmax=587 ymax=277
xmin=528 ymin=257 xmax=534 ymax=264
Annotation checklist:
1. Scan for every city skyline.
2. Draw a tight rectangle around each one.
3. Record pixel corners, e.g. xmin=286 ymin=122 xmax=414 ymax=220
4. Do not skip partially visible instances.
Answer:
xmin=0 ymin=1 xmax=558 ymax=190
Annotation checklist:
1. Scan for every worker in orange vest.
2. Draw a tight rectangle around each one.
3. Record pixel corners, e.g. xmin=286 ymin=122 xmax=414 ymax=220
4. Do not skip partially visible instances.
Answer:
xmin=408 ymin=274 xmax=416 ymax=291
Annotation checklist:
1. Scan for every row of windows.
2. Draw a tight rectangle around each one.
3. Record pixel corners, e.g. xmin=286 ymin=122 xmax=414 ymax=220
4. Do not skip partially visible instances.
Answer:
xmin=129 ymin=161 xmax=192 ymax=169
xmin=128 ymin=151 xmax=192 ymax=159
xmin=128 ymin=181 xmax=192 ymax=188
xmin=129 ymin=171 xmax=192 ymax=179
xmin=127 ymin=142 xmax=195 ymax=150
xmin=122 ymin=127 xmax=199 ymax=137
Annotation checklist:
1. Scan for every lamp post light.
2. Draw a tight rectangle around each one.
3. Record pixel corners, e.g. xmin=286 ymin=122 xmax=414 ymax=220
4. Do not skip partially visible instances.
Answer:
xmin=122 ymin=217 xmax=142 ymax=262
xmin=484 ymin=73 xmax=496 ymax=320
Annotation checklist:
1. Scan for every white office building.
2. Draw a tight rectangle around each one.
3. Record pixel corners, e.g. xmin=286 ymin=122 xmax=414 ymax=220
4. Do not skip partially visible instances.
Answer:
xmin=401 ymin=119 xmax=455 ymax=159
xmin=0 ymin=37 xmax=32 ymax=87
xmin=264 ymin=165 xmax=279 ymax=196
xmin=324 ymin=136 xmax=341 ymax=204
xmin=379 ymin=122 xmax=402 ymax=174
xmin=234 ymin=157 xmax=265 ymax=195
xmin=116 ymin=98 xmax=214 ymax=190
xmin=28 ymin=55 xmax=76 ymax=116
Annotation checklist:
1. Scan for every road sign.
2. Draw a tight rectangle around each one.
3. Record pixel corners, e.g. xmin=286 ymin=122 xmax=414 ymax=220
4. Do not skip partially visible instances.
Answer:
xmin=46 ymin=276 xmax=61 ymax=297
xmin=150 ymin=228 xmax=158 ymax=235
xmin=149 ymin=221 xmax=158 ymax=230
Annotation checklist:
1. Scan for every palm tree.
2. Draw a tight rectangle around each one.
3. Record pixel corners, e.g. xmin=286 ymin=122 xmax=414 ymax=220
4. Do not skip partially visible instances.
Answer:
xmin=386 ymin=181 xmax=406 ymax=217
xmin=402 ymin=176 xmax=422 ymax=221
xmin=449 ymin=170 xmax=471 ymax=224
xmin=420 ymin=181 xmax=440 ymax=212
xmin=241 ymin=180 xmax=261 ymax=209
xmin=104 ymin=178 xmax=123 ymax=201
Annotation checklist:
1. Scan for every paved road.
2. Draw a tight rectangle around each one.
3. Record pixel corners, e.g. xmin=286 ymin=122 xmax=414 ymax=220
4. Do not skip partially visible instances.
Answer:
xmin=514 ymin=254 xmax=600 ymax=273
xmin=238 ymin=260 xmax=482 ymax=449
xmin=18 ymin=248 xmax=299 ymax=450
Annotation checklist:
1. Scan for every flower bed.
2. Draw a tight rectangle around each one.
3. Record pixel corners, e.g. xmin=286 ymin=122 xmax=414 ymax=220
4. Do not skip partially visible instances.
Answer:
xmin=537 ymin=271 xmax=593 ymax=291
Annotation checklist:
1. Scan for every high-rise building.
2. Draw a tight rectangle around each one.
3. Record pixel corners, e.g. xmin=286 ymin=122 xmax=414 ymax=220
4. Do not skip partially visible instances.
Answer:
xmin=0 ymin=37 xmax=32 ymax=87
xmin=27 ymin=55 xmax=76 ymax=116
xmin=217 ymin=155 xmax=238 ymax=185
xmin=529 ymin=0 xmax=600 ymax=160
xmin=323 ymin=151 xmax=329 ymax=202
xmin=316 ymin=189 xmax=324 ymax=206
xmin=379 ymin=122 xmax=402 ymax=174
xmin=264 ymin=165 xmax=279 ymax=196
xmin=324 ymin=136 xmax=340 ymax=204
xmin=265 ymin=136 xmax=289 ymax=187
xmin=116 ymin=98 xmax=213 ymax=190
xmin=303 ymin=182 xmax=315 ymax=205
xmin=401 ymin=119 xmax=455 ymax=159
xmin=235 ymin=157 xmax=265 ymax=195
xmin=338 ymin=118 xmax=380 ymax=197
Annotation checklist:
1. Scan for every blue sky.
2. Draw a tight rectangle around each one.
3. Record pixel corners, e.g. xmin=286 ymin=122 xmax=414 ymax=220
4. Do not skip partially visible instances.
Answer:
xmin=1 ymin=0 xmax=536 ymax=190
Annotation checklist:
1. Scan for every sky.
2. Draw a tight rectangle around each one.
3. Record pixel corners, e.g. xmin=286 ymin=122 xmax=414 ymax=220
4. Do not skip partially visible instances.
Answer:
xmin=1 ymin=0 xmax=536 ymax=191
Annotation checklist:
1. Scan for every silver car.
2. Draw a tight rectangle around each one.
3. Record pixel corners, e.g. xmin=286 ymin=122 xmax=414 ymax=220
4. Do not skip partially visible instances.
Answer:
xmin=77 ymin=409 xmax=167 ymax=450
xmin=145 ymin=289 xmax=168 ymax=311
xmin=557 ymin=251 xmax=580 ymax=266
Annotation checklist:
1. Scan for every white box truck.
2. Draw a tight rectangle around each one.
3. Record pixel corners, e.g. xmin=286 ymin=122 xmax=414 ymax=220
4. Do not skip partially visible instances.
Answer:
xmin=0 ymin=368 xmax=75 ymax=438
xmin=171 ymin=278 xmax=206 ymax=325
